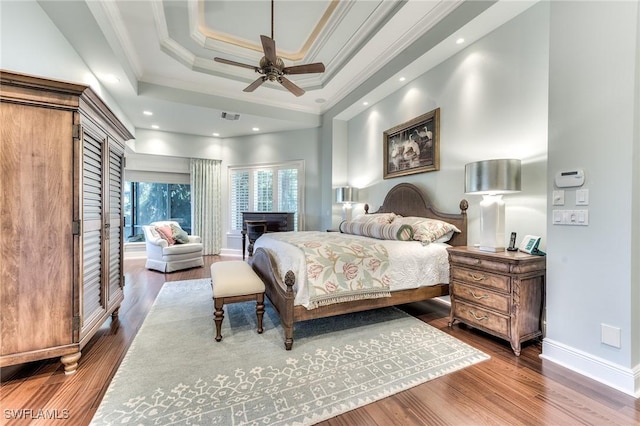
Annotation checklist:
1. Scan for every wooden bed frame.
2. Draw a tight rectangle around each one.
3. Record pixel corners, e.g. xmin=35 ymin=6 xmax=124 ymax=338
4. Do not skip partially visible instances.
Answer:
xmin=250 ymin=182 xmax=468 ymax=350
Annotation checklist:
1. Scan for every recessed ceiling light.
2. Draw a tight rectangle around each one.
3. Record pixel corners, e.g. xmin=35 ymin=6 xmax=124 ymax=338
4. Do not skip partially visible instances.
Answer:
xmin=252 ymin=127 xmax=260 ymax=132
xmin=151 ymin=125 xmax=159 ymax=129
xmin=399 ymin=77 xmax=406 ymax=82
xmin=456 ymin=38 xmax=465 ymax=44
xmin=362 ymin=101 xmax=369 ymax=106
xmin=315 ymin=98 xmax=326 ymax=104
xmin=212 ymin=132 xmax=220 ymax=137
xmin=143 ymin=111 xmax=153 ymax=116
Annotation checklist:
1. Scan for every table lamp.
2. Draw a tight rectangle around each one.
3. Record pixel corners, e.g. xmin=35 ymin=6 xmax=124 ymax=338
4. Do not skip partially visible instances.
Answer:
xmin=465 ymin=159 xmax=521 ymax=252
xmin=336 ymin=186 xmax=356 ymax=221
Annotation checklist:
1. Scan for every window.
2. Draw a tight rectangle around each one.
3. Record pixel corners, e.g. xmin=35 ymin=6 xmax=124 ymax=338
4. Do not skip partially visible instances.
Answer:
xmin=229 ymin=160 xmax=304 ymax=232
xmin=124 ymin=181 xmax=191 ymax=242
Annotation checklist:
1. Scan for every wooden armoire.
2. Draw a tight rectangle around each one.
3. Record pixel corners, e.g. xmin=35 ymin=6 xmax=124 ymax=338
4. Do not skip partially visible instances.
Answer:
xmin=0 ymin=70 xmax=133 ymax=374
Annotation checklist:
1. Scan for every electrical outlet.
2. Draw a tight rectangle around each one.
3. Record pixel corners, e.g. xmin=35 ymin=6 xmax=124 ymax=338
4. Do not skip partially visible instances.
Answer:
xmin=601 ymin=324 xmax=621 ymax=348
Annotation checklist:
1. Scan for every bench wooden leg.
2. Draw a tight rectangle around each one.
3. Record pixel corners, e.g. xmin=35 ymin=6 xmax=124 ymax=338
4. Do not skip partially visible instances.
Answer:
xmin=214 ymin=298 xmax=224 ymax=342
xmin=256 ymin=293 xmax=264 ymax=334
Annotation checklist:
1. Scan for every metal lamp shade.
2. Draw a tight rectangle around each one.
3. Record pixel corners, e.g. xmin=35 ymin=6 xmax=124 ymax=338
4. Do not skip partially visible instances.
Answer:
xmin=336 ymin=187 xmax=355 ymax=204
xmin=465 ymin=159 xmax=521 ymax=195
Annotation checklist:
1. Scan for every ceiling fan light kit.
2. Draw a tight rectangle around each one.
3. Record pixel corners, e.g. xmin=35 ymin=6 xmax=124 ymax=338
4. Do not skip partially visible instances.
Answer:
xmin=213 ymin=0 xmax=325 ymax=97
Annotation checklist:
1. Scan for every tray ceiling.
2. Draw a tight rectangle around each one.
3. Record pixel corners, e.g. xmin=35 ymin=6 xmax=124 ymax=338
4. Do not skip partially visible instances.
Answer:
xmin=38 ymin=0 xmax=537 ymax=138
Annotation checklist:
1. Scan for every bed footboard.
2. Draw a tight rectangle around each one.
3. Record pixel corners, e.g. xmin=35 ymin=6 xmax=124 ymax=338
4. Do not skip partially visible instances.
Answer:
xmin=250 ymin=247 xmax=296 ymax=350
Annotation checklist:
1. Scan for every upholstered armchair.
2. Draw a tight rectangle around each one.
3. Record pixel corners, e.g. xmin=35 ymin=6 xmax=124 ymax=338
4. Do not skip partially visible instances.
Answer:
xmin=142 ymin=221 xmax=204 ymax=273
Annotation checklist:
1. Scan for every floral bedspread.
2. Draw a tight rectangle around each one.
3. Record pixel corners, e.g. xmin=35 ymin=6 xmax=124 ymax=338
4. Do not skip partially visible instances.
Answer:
xmin=265 ymin=232 xmax=392 ymax=309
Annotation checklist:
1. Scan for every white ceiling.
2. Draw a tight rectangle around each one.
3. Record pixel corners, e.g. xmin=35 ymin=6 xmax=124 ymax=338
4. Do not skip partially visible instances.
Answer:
xmin=38 ymin=0 xmax=537 ymax=139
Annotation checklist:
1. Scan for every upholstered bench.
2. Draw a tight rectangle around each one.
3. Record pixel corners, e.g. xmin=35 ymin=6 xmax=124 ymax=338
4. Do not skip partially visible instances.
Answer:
xmin=210 ymin=261 xmax=266 ymax=342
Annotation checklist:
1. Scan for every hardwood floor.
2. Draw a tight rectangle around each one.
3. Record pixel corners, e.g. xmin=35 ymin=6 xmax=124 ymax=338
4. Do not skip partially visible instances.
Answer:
xmin=1 ymin=255 xmax=638 ymax=425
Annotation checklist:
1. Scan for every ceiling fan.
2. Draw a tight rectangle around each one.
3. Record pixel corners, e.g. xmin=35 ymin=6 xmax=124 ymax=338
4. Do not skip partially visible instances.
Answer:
xmin=213 ymin=0 xmax=325 ymax=97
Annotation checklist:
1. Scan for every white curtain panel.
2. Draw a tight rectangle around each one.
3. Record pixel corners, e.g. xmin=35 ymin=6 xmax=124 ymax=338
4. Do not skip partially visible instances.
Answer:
xmin=190 ymin=158 xmax=222 ymax=255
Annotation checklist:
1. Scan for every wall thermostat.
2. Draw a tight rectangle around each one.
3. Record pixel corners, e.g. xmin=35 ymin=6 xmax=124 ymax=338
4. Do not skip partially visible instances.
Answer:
xmin=555 ymin=169 xmax=585 ymax=188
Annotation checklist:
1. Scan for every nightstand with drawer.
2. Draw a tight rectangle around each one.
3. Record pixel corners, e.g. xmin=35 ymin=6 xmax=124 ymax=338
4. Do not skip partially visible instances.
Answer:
xmin=447 ymin=246 xmax=546 ymax=356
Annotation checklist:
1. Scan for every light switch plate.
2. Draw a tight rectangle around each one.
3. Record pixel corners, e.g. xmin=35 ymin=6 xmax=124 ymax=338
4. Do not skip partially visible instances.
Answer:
xmin=552 ymin=190 xmax=565 ymax=206
xmin=576 ymin=189 xmax=589 ymax=205
xmin=552 ymin=209 xmax=589 ymax=225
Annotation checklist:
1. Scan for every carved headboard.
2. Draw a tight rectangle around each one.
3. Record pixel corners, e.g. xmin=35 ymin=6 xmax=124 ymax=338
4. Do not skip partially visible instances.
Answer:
xmin=365 ymin=183 xmax=468 ymax=246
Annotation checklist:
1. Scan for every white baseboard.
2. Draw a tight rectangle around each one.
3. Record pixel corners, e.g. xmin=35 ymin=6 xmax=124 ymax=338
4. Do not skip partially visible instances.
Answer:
xmin=220 ymin=248 xmax=243 ymax=258
xmin=541 ymin=338 xmax=640 ymax=398
xmin=125 ymin=244 xmax=245 ymax=261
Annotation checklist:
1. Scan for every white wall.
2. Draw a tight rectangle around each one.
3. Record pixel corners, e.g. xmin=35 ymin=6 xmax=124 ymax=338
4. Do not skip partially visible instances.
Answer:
xmin=634 ymin=0 xmax=640 ymax=394
xmin=132 ymin=129 xmax=224 ymax=161
xmin=0 ymin=0 xmax=134 ymax=134
xmin=124 ymin=154 xmax=191 ymax=177
xmin=543 ymin=0 xmax=640 ymax=397
xmin=223 ymin=127 xmax=322 ymax=238
xmin=130 ymin=127 xmax=321 ymax=253
xmin=344 ymin=3 xmax=549 ymax=250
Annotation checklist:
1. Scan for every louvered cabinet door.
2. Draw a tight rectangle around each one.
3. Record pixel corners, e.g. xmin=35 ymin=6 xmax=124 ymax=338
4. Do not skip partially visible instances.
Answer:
xmin=80 ymin=124 xmax=108 ymax=339
xmin=106 ymin=142 xmax=125 ymax=311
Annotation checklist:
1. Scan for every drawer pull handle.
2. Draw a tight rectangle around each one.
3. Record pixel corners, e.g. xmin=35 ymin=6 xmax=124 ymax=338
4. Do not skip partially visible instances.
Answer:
xmin=470 ymin=291 xmax=488 ymax=300
xmin=469 ymin=311 xmax=489 ymax=321
xmin=469 ymin=273 xmax=486 ymax=281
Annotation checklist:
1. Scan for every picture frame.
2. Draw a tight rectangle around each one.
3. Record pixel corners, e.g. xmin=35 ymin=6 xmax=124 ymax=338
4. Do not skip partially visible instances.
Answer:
xmin=383 ymin=108 xmax=440 ymax=179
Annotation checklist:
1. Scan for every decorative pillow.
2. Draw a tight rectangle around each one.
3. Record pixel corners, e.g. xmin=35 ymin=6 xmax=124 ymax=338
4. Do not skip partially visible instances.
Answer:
xmin=351 ymin=212 xmax=396 ymax=224
xmin=170 ymin=223 xmax=189 ymax=244
xmin=155 ymin=225 xmax=175 ymax=245
xmin=392 ymin=216 xmax=461 ymax=245
xmin=339 ymin=220 xmax=414 ymax=241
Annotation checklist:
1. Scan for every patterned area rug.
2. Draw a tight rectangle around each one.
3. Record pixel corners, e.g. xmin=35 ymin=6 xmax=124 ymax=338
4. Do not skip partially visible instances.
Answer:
xmin=91 ymin=279 xmax=489 ymax=425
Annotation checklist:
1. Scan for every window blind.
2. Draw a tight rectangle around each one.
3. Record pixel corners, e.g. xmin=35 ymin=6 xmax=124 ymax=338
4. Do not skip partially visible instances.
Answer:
xmin=228 ymin=160 xmax=304 ymax=232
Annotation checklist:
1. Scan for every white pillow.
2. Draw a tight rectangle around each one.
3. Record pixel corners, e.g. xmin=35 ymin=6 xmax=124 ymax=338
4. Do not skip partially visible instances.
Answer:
xmin=392 ymin=216 xmax=461 ymax=245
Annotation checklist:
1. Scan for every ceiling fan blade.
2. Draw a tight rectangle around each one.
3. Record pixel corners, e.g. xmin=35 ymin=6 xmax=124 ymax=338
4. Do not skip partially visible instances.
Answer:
xmin=214 ymin=57 xmax=258 ymax=71
xmin=279 ymin=76 xmax=305 ymax=97
xmin=243 ymin=76 xmax=267 ymax=92
xmin=260 ymin=35 xmax=277 ymax=65
xmin=283 ymin=62 xmax=325 ymax=75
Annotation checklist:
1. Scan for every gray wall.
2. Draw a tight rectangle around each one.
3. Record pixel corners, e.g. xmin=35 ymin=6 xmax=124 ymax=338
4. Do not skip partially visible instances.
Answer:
xmin=132 ymin=127 xmax=322 ymax=252
xmin=329 ymin=2 xmax=639 ymax=396
xmin=0 ymin=0 xmax=134 ymax=134
xmin=222 ymin=127 xmax=322 ymax=234
xmin=343 ymin=4 xmax=549 ymax=251
xmin=543 ymin=0 xmax=639 ymax=395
